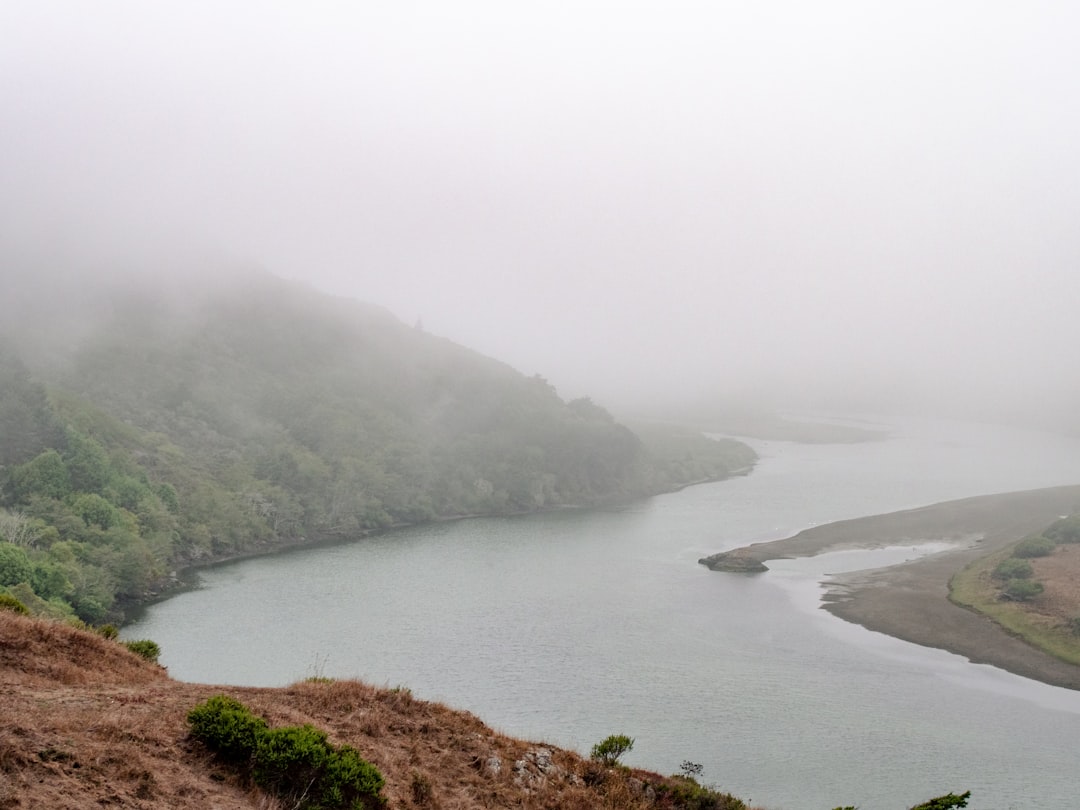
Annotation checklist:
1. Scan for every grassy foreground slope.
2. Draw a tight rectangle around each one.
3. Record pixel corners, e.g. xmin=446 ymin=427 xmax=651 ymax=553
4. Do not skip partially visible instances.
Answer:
xmin=0 ymin=269 xmax=755 ymax=622
xmin=0 ymin=609 xmax=753 ymax=809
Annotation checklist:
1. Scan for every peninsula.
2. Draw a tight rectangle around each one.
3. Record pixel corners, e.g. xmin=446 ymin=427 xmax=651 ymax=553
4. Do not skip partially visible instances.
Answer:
xmin=700 ymin=484 xmax=1080 ymax=690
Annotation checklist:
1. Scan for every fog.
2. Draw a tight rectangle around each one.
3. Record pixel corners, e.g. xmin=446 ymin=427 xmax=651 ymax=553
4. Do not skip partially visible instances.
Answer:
xmin=2 ymin=2 xmax=1079 ymax=423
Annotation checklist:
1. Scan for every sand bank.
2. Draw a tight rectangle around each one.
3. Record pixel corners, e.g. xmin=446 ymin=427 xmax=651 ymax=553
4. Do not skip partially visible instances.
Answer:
xmin=701 ymin=484 xmax=1080 ymax=690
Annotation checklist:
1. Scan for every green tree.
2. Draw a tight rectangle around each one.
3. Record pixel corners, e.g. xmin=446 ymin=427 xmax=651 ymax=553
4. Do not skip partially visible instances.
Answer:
xmin=590 ymin=734 xmax=634 ymax=766
xmin=154 ymin=482 xmax=181 ymax=514
xmin=72 ymin=493 xmax=118 ymax=530
xmin=0 ymin=542 xmax=33 ymax=587
xmin=63 ymin=429 xmax=111 ymax=494
xmin=10 ymin=449 xmax=71 ymax=501
xmin=30 ymin=560 xmax=73 ymax=601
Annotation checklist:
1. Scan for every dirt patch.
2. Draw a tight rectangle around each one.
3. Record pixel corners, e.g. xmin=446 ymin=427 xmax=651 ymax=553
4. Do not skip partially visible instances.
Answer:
xmin=1029 ymin=545 xmax=1080 ymax=623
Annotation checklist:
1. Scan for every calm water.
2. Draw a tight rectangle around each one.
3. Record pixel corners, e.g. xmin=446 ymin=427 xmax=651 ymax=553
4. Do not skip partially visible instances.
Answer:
xmin=124 ymin=416 xmax=1080 ymax=810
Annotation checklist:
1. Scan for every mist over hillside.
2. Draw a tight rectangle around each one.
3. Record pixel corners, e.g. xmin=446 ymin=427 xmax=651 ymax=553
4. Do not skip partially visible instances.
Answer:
xmin=0 ymin=266 xmax=754 ymax=623
xmin=4 ymin=3 xmax=1079 ymax=430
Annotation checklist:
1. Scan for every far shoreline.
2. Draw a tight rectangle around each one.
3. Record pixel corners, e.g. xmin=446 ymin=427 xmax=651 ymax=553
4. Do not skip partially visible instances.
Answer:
xmin=122 ymin=465 xmax=755 ymax=624
xmin=700 ymin=484 xmax=1080 ymax=690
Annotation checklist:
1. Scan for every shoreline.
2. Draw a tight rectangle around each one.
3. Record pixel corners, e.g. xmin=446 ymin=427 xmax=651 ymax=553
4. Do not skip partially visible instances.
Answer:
xmin=701 ymin=484 xmax=1080 ymax=690
xmin=123 ymin=469 xmax=755 ymax=623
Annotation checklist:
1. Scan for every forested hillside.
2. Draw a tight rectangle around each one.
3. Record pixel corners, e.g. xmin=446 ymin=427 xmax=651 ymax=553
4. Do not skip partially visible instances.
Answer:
xmin=0 ymin=270 xmax=755 ymax=622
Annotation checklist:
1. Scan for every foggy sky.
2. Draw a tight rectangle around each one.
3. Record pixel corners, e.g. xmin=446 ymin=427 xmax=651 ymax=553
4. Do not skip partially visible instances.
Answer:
xmin=2 ymin=2 xmax=1079 ymax=420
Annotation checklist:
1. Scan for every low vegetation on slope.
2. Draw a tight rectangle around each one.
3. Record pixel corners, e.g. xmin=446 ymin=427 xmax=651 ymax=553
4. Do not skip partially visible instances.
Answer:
xmin=0 ymin=270 xmax=755 ymax=622
xmin=950 ymin=513 xmax=1080 ymax=665
xmin=0 ymin=609 xmax=755 ymax=809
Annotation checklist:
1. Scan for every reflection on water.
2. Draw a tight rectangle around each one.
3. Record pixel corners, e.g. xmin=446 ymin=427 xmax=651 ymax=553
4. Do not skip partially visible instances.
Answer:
xmin=124 ymin=416 xmax=1080 ymax=810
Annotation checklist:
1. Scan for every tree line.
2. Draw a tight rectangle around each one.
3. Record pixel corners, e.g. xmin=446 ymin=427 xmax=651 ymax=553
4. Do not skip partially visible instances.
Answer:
xmin=0 ymin=273 xmax=755 ymax=622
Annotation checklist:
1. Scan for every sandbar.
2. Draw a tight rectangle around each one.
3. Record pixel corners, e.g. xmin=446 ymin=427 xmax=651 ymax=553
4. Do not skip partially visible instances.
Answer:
xmin=700 ymin=484 xmax=1080 ymax=690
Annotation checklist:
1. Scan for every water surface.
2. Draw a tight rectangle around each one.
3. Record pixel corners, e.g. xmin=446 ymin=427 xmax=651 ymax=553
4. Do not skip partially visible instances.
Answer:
xmin=125 ymin=416 xmax=1080 ymax=810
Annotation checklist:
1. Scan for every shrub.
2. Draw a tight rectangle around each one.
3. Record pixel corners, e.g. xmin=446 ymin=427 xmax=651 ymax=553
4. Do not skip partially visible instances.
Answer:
xmin=679 ymin=760 xmax=704 ymax=780
xmin=410 ymin=770 xmax=434 ymax=806
xmin=909 ymin=791 xmax=971 ymax=810
xmin=98 ymin=624 xmax=119 ymax=639
xmin=318 ymin=745 xmax=385 ymax=810
xmin=1001 ymin=579 xmax=1044 ymax=601
xmin=187 ymin=695 xmax=385 ymax=809
xmin=1013 ymin=536 xmax=1055 ymax=558
xmin=188 ymin=695 xmax=268 ymax=763
xmin=0 ymin=592 xmax=30 ymax=614
xmin=661 ymin=778 xmax=746 ymax=810
xmin=254 ymin=724 xmax=331 ymax=802
xmin=1067 ymin=616 xmax=1080 ymax=636
xmin=992 ymin=558 xmax=1033 ymax=581
xmin=590 ymin=734 xmax=634 ymax=766
xmin=123 ymin=639 xmax=162 ymax=663
xmin=1044 ymin=515 xmax=1080 ymax=544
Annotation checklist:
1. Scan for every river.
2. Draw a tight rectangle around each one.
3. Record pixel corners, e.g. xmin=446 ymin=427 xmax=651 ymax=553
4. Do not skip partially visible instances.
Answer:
xmin=123 ymin=415 xmax=1080 ymax=810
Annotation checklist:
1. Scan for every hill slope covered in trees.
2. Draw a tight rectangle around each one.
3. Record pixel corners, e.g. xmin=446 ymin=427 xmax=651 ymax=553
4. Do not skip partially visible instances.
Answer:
xmin=0 ymin=269 xmax=755 ymax=622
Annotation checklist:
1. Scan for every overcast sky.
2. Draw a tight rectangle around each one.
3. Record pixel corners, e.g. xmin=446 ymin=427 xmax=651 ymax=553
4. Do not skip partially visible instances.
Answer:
xmin=2 ymin=2 xmax=1079 ymax=419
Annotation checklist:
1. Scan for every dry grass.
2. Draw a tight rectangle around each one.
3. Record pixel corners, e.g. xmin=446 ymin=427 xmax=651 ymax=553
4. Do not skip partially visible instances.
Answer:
xmin=0 ymin=611 xmax=758 ymax=809
xmin=1029 ymin=545 xmax=1080 ymax=621
xmin=950 ymin=543 xmax=1080 ymax=666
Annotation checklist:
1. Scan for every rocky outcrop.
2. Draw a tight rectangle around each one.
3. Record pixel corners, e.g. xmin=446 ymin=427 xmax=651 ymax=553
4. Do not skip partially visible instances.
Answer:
xmin=697 ymin=551 xmax=769 ymax=573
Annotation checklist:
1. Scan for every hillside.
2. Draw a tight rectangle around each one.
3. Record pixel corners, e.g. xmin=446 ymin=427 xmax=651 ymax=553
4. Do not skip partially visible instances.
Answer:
xmin=0 ymin=268 xmax=755 ymax=622
xmin=0 ymin=609 xmax=753 ymax=809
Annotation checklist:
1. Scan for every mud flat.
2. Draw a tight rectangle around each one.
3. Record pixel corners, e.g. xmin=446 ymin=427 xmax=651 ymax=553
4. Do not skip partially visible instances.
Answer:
xmin=700 ymin=484 xmax=1080 ymax=690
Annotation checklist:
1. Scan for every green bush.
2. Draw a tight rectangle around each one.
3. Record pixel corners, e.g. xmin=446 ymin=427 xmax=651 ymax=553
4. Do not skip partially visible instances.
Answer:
xmin=0 ymin=592 xmax=30 ymax=614
xmin=1013 ymin=536 xmax=1055 ymax=558
xmin=314 ymin=744 xmax=385 ymax=809
xmin=188 ymin=695 xmax=268 ymax=763
xmin=254 ymin=724 xmax=331 ymax=801
xmin=1044 ymin=515 xmax=1080 ymax=544
xmin=123 ymin=639 xmax=162 ymax=663
xmin=1001 ymin=579 xmax=1044 ymax=601
xmin=909 ymin=791 xmax=970 ymax=810
xmin=187 ymin=695 xmax=385 ymax=809
xmin=254 ymin=726 xmax=385 ymax=810
xmin=992 ymin=558 xmax=1033 ymax=581
xmin=590 ymin=734 xmax=634 ymax=766
xmin=661 ymin=778 xmax=746 ymax=810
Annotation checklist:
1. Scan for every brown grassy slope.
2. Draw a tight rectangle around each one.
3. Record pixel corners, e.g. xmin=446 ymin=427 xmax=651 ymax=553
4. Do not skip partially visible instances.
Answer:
xmin=1028 ymin=545 xmax=1080 ymax=623
xmin=0 ymin=612 xmax=751 ymax=809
